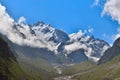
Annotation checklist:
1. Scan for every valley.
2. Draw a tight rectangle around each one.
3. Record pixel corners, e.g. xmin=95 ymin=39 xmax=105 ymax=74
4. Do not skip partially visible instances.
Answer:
xmin=0 ymin=2 xmax=120 ymax=80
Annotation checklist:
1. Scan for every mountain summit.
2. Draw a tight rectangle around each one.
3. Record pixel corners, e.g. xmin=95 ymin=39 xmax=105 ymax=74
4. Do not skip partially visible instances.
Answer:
xmin=0 ymin=4 xmax=110 ymax=64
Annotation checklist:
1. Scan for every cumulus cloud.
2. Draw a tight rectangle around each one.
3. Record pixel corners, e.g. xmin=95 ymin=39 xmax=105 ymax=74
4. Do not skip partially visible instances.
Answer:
xmin=64 ymin=41 xmax=101 ymax=62
xmin=69 ymin=30 xmax=86 ymax=40
xmin=102 ymin=0 xmax=120 ymax=43
xmin=93 ymin=0 xmax=99 ymax=6
xmin=0 ymin=4 xmax=14 ymax=37
xmin=102 ymin=0 xmax=120 ymax=24
xmin=102 ymin=33 xmax=107 ymax=37
xmin=88 ymin=28 xmax=94 ymax=33
xmin=64 ymin=42 xmax=88 ymax=53
xmin=0 ymin=3 xmax=109 ymax=62
xmin=0 ymin=4 xmax=59 ymax=52
xmin=69 ymin=27 xmax=94 ymax=41
xmin=91 ymin=0 xmax=99 ymax=8
xmin=18 ymin=16 xmax=26 ymax=24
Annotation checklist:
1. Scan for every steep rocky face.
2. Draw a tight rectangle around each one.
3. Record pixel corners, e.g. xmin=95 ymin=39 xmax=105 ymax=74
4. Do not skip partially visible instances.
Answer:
xmin=0 ymin=36 xmax=15 ymax=60
xmin=113 ymin=37 xmax=120 ymax=47
xmin=32 ymin=22 xmax=69 ymax=44
xmin=0 ymin=36 xmax=34 ymax=80
xmin=67 ymin=49 xmax=88 ymax=63
xmin=0 ymin=37 xmax=14 ymax=80
xmin=98 ymin=37 xmax=120 ymax=64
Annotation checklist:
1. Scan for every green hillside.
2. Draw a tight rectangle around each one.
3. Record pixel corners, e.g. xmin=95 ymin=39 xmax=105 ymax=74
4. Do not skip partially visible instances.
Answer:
xmin=72 ymin=54 xmax=120 ymax=80
xmin=0 ymin=36 xmax=29 ymax=80
xmin=0 ymin=36 xmax=56 ymax=80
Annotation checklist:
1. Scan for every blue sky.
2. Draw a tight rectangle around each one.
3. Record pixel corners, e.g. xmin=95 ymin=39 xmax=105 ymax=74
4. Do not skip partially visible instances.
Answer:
xmin=0 ymin=0 xmax=120 ymax=44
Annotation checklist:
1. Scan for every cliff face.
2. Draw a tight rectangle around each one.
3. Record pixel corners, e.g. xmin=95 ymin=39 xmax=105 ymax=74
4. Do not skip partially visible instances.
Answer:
xmin=0 ymin=36 xmax=30 ymax=80
xmin=0 ymin=36 xmax=15 ymax=80
xmin=98 ymin=37 xmax=120 ymax=64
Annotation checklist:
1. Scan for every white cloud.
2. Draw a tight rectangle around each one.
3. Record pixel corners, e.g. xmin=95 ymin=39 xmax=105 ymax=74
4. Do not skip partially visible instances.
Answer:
xmin=69 ymin=28 xmax=94 ymax=41
xmin=88 ymin=28 xmax=94 ymax=33
xmin=0 ymin=4 xmax=14 ymax=37
xmin=69 ymin=30 xmax=85 ymax=40
xmin=102 ymin=33 xmax=107 ymax=37
xmin=0 ymin=3 xmax=109 ymax=62
xmin=0 ymin=4 xmax=58 ymax=52
xmin=64 ymin=42 xmax=88 ymax=53
xmin=18 ymin=16 xmax=26 ymax=24
xmin=102 ymin=0 xmax=120 ymax=24
xmin=102 ymin=0 xmax=120 ymax=42
xmin=91 ymin=0 xmax=99 ymax=7
xmin=94 ymin=0 xmax=99 ymax=6
xmin=64 ymin=41 xmax=101 ymax=62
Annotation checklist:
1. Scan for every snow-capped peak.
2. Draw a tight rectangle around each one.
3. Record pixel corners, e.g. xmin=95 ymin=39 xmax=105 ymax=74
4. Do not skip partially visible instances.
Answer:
xmin=64 ymin=34 xmax=110 ymax=62
xmin=0 ymin=4 xmax=110 ymax=63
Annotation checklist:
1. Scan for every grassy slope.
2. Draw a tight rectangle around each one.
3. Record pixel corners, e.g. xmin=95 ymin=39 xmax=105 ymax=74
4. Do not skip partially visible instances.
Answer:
xmin=18 ymin=57 xmax=58 ymax=80
xmin=0 ymin=36 xmax=31 ymax=80
xmin=72 ymin=54 xmax=120 ymax=80
xmin=0 ymin=58 xmax=33 ymax=80
xmin=0 ymin=36 xmax=56 ymax=80
xmin=16 ymin=49 xmax=59 ymax=80
xmin=62 ymin=61 xmax=97 ymax=76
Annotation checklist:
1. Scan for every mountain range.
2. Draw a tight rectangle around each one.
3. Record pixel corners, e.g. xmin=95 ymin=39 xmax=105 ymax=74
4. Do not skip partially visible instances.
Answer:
xmin=0 ymin=3 xmax=120 ymax=80
xmin=0 ymin=4 xmax=110 ymax=64
xmin=69 ymin=37 xmax=120 ymax=80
